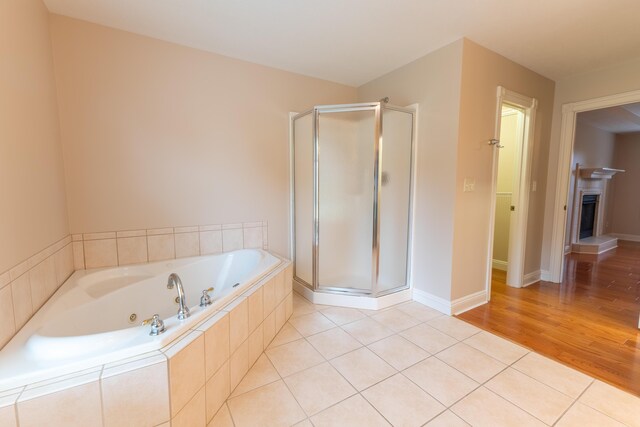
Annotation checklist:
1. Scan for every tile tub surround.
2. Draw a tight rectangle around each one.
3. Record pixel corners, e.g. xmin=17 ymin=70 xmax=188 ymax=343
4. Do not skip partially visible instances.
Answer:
xmin=0 ymin=235 xmax=74 ymax=350
xmin=0 ymin=260 xmax=293 ymax=427
xmin=218 ymin=294 xmax=640 ymax=427
xmin=1 ymin=221 xmax=266 ymax=351
xmin=73 ymin=221 xmax=269 ymax=270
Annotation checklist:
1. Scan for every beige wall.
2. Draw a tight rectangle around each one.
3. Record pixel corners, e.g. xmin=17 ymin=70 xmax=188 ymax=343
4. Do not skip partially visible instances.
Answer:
xmin=453 ymin=39 xmax=555 ymax=299
xmin=541 ymin=57 xmax=640 ymax=272
xmin=357 ymin=38 xmax=555 ymax=303
xmin=357 ymin=40 xmax=464 ymax=300
xmin=49 ymin=15 xmax=356 ymax=257
xmin=566 ymin=119 xmax=616 ymax=244
xmin=0 ymin=0 xmax=69 ymax=273
xmin=611 ymin=132 xmax=640 ymax=237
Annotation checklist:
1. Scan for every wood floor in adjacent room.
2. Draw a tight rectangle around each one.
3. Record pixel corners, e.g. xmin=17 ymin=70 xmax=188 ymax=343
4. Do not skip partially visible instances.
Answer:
xmin=457 ymin=240 xmax=640 ymax=397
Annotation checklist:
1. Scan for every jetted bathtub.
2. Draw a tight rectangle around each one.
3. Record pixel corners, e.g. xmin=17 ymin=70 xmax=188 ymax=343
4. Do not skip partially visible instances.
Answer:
xmin=0 ymin=249 xmax=281 ymax=389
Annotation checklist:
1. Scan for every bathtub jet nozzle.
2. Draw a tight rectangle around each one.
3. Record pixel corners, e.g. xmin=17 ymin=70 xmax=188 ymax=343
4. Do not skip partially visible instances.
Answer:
xmin=167 ymin=273 xmax=191 ymax=320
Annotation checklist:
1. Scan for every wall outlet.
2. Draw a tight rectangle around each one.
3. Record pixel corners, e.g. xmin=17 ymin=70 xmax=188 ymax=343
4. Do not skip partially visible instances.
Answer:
xmin=463 ymin=178 xmax=475 ymax=192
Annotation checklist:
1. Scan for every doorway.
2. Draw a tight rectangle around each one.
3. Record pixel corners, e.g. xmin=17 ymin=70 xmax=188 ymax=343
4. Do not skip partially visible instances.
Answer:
xmin=549 ymin=89 xmax=640 ymax=283
xmin=486 ymin=87 xmax=538 ymax=295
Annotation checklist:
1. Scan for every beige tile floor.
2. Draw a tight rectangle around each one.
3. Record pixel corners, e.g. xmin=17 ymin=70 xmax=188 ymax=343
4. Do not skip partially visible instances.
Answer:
xmin=208 ymin=292 xmax=640 ymax=427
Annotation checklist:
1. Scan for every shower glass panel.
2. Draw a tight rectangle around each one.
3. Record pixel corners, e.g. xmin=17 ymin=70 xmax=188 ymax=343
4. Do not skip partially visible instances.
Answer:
xmin=293 ymin=112 xmax=313 ymax=286
xmin=317 ymin=109 xmax=376 ymax=293
xmin=378 ymin=109 xmax=413 ymax=293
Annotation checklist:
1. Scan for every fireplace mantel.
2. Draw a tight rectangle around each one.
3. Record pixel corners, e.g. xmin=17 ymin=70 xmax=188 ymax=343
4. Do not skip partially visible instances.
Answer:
xmin=579 ymin=167 xmax=625 ymax=179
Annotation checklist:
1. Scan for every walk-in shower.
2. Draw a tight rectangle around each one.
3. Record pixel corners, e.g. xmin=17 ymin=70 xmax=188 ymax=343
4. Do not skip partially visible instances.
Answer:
xmin=291 ymin=101 xmax=416 ymax=300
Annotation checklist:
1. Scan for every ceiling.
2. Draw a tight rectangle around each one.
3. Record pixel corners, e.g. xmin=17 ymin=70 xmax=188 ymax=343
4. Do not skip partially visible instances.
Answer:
xmin=43 ymin=0 xmax=640 ymax=86
xmin=578 ymin=103 xmax=640 ymax=134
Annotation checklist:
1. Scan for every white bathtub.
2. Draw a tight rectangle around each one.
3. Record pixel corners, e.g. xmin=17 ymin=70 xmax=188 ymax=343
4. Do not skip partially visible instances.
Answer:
xmin=0 ymin=249 xmax=281 ymax=390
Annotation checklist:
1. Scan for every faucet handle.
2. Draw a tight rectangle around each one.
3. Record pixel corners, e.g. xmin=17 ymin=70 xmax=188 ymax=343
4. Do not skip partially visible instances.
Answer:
xmin=142 ymin=314 xmax=166 ymax=336
xmin=200 ymin=287 xmax=214 ymax=307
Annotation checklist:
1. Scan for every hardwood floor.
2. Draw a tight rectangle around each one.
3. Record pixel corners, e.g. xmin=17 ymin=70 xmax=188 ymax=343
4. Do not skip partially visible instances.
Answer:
xmin=457 ymin=240 xmax=640 ymax=396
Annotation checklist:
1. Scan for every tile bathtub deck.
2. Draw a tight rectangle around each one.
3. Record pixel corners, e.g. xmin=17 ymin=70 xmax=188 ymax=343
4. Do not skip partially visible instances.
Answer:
xmin=209 ymin=293 xmax=640 ymax=427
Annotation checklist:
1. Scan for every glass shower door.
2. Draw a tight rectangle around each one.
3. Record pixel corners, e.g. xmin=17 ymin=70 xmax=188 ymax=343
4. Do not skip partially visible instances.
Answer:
xmin=317 ymin=108 xmax=377 ymax=294
xmin=378 ymin=108 xmax=414 ymax=293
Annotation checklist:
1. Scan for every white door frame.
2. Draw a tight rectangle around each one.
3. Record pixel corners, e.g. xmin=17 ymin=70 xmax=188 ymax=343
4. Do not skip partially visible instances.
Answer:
xmin=486 ymin=86 xmax=538 ymax=296
xmin=548 ymin=88 xmax=640 ymax=282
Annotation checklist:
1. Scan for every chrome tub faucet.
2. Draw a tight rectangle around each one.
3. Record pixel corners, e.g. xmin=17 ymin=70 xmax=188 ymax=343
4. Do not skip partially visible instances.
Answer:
xmin=167 ymin=273 xmax=190 ymax=320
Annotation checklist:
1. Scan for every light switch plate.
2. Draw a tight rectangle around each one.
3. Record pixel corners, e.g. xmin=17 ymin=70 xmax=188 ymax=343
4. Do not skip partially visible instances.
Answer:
xmin=463 ymin=178 xmax=475 ymax=192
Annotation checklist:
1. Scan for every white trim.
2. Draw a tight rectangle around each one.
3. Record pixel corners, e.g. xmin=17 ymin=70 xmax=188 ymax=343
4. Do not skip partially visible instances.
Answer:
xmin=451 ymin=291 xmax=488 ymax=315
xmin=610 ymin=233 xmax=640 ymax=242
xmin=412 ymin=288 xmax=452 ymax=315
xmin=412 ymin=289 xmax=488 ymax=316
xmin=486 ymin=87 xmax=538 ymax=298
xmin=523 ymin=270 xmax=541 ymax=287
xmin=568 ymin=167 xmax=609 ymax=246
xmin=492 ymin=259 xmax=508 ymax=271
xmin=549 ymin=88 xmax=640 ymax=283
xmin=540 ymin=270 xmax=552 ymax=282
xmin=571 ymin=240 xmax=617 ymax=255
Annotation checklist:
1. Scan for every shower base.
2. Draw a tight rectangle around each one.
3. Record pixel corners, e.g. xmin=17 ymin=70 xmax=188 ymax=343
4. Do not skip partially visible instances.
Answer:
xmin=293 ymin=279 xmax=411 ymax=310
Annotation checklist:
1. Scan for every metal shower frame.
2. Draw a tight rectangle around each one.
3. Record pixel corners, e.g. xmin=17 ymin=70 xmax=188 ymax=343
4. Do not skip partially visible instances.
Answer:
xmin=291 ymin=101 xmax=416 ymax=297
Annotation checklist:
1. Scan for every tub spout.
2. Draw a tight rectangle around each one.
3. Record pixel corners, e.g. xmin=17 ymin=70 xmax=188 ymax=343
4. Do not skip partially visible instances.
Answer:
xmin=167 ymin=273 xmax=190 ymax=320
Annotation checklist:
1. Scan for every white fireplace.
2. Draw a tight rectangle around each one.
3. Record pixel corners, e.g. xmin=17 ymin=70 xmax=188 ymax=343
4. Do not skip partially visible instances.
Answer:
xmin=570 ymin=165 xmax=624 ymax=254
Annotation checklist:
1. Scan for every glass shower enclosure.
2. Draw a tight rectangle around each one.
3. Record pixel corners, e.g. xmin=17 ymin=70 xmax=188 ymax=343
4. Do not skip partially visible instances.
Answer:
xmin=292 ymin=101 xmax=415 ymax=297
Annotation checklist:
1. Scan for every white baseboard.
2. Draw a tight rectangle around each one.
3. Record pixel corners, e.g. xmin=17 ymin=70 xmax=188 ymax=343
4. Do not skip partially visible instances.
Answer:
xmin=492 ymin=259 xmax=508 ymax=271
xmin=451 ymin=290 xmax=487 ymax=314
xmin=610 ymin=233 xmax=640 ymax=242
xmin=412 ymin=289 xmax=452 ymax=315
xmin=413 ymin=288 xmax=488 ymax=316
xmin=522 ymin=270 xmax=541 ymax=287
xmin=540 ymin=270 xmax=556 ymax=283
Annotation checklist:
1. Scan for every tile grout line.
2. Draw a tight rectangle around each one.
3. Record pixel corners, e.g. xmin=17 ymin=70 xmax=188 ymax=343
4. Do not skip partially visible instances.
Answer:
xmin=563 ymin=379 xmax=632 ymax=426
xmin=481 ymin=380 xmax=562 ymax=426
xmin=226 ymin=400 xmax=240 ymax=427
xmin=266 ymin=335 xmax=311 ymax=424
xmin=551 ymin=399 xmax=580 ymax=426
xmin=228 ymin=375 xmax=281 ymax=401
xmin=222 ymin=402 xmax=236 ymax=427
xmin=357 ymin=389 xmax=399 ymax=427
xmin=507 ymin=353 xmax=590 ymax=402
xmin=420 ymin=407 xmax=451 ymax=427
xmin=398 ymin=366 xmax=481 ymax=410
